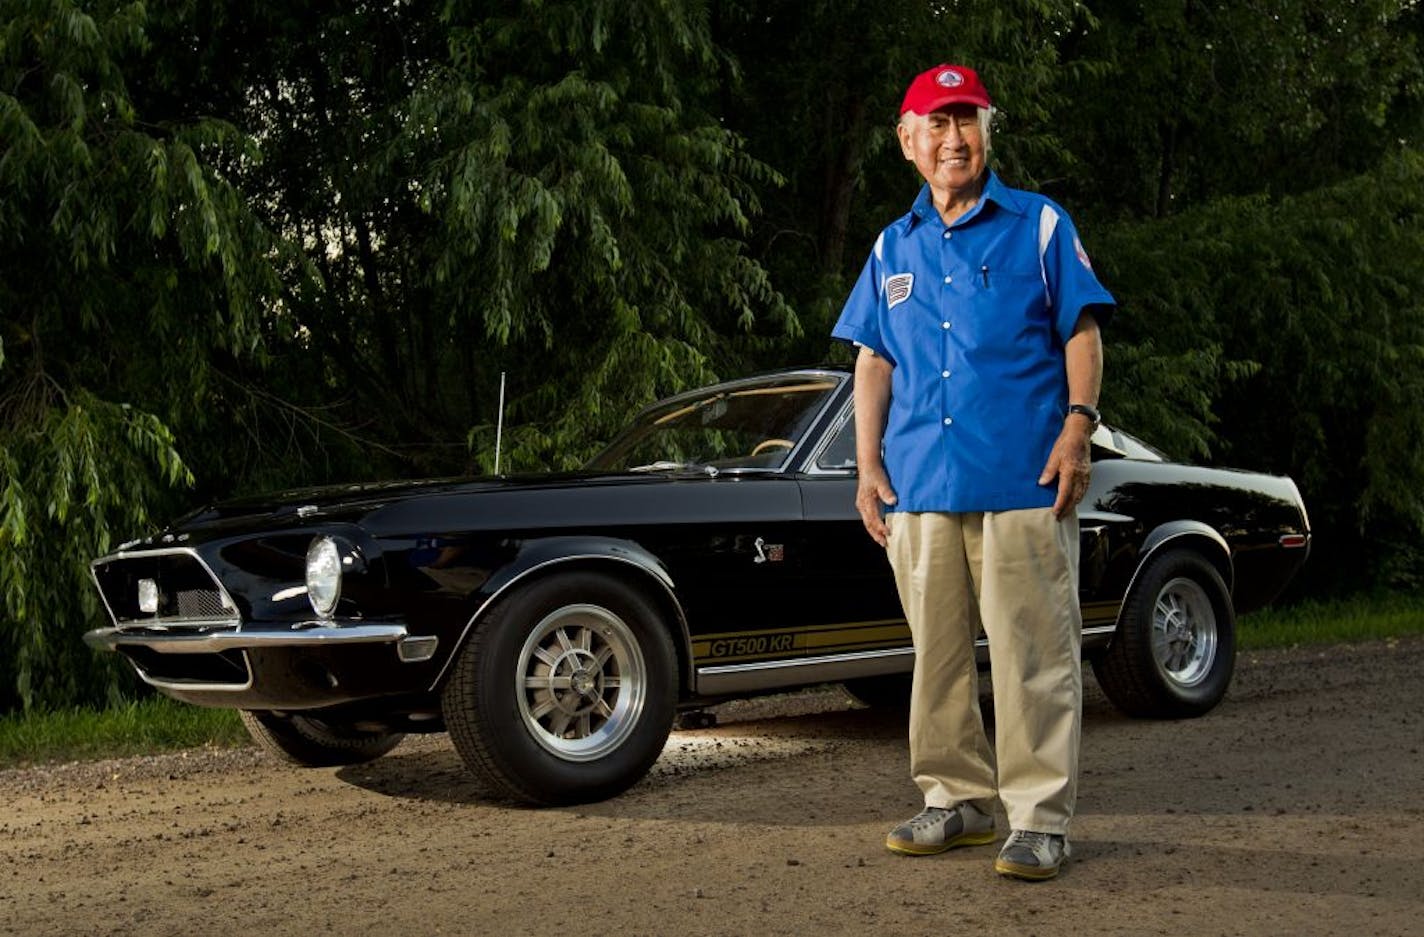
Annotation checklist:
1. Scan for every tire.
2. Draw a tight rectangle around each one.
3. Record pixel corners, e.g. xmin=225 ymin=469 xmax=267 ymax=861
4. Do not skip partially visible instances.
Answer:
xmin=239 ymin=710 xmax=404 ymax=766
xmin=842 ymin=674 xmax=912 ymax=709
xmin=440 ymin=572 xmax=677 ymax=805
xmin=1092 ymin=548 xmax=1236 ymax=719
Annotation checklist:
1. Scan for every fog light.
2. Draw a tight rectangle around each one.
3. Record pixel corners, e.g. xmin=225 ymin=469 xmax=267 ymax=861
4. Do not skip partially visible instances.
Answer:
xmin=138 ymin=579 xmax=159 ymax=614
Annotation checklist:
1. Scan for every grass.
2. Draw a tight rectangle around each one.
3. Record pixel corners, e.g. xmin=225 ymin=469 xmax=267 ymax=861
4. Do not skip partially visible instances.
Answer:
xmin=1 ymin=593 xmax=1420 ymax=770
xmin=0 ymin=697 xmax=248 ymax=770
xmin=1236 ymin=591 xmax=1424 ymax=650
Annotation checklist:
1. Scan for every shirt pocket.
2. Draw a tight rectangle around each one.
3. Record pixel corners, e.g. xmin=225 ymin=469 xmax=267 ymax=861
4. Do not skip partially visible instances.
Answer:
xmin=967 ymin=269 xmax=1052 ymax=351
xmin=978 ymin=267 xmax=1043 ymax=298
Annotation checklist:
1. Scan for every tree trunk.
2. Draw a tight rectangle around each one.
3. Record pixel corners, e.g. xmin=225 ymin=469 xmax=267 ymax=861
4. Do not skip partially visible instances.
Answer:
xmin=1156 ymin=119 xmax=1178 ymax=218
xmin=819 ymin=95 xmax=867 ymax=276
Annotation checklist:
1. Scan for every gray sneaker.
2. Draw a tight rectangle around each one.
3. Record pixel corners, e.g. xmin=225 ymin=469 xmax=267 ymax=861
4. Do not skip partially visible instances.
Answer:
xmin=885 ymin=802 xmax=995 ymax=856
xmin=994 ymin=829 xmax=1071 ymax=880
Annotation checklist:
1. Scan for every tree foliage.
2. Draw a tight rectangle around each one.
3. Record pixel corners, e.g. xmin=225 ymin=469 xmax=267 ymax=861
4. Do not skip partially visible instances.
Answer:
xmin=711 ymin=0 xmax=1100 ymax=351
xmin=0 ymin=0 xmax=289 ymax=709
xmin=1056 ymin=0 xmax=1424 ymax=219
xmin=401 ymin=0 xmax=798 ymax=468
xmin=1097 ymin=151 xmax=1424 ymax=590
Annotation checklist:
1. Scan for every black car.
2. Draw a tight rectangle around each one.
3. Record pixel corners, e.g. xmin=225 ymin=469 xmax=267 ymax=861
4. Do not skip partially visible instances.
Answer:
xmin=86 ymin=368 xmax=1311 ymax=804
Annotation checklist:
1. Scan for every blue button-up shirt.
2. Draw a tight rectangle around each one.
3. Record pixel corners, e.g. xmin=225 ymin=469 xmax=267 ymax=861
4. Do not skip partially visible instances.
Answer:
xmin=832 ymin=172 xmax=1115 ymax=513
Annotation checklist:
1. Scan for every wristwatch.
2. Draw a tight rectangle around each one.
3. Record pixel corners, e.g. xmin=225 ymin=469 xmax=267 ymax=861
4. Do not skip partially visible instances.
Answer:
xmin=1067 ymin=403 xmax=1101 ymax=430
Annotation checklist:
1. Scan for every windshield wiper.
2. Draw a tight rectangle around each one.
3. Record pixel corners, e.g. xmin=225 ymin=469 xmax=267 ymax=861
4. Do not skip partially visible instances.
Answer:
xmin=627 ymin=461 xmax=719 ymax=477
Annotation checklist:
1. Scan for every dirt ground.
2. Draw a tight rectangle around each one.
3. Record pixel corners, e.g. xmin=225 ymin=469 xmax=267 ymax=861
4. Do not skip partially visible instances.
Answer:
xmin=3 ymin=637 xmax=1422 ymax=937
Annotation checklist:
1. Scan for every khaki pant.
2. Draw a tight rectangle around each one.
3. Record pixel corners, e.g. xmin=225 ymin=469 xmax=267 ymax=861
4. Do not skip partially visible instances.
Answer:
xmin=885 ymin=508 xmax=1082 ymax=834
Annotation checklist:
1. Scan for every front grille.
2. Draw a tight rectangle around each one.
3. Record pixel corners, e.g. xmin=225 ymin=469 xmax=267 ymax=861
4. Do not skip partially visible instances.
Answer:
xmin=92 ymin=548 xmax=240 ymax=627
xmin=175 ymin=588 xmax=230 ymax=619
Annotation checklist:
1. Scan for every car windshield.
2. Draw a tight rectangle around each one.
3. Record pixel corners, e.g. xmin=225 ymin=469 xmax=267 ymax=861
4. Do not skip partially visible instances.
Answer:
xmin=586 ymin=375 xmax=843 ymax=473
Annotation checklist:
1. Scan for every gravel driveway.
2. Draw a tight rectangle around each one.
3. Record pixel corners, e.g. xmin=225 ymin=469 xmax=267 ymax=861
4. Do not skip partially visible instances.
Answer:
xmin=3 ymin=636 xmax=1422 ymax=936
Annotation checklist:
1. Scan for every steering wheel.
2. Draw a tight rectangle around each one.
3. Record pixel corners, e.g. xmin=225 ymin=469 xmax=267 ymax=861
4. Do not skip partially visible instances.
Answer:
xmin=750 ymin=438 xmax=795 ymax=457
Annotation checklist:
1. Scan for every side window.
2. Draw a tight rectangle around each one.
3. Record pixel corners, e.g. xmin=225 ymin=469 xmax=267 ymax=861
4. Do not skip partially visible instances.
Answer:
xmin=815 ymin=413 xmax=857 ymax=471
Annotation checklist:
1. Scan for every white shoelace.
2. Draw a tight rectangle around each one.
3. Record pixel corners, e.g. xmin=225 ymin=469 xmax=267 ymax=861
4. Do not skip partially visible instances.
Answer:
xmin=1008 ymin=830 xmax=1049 ymax=850
xmin=907 ymin=807 xmax=952 ymax=830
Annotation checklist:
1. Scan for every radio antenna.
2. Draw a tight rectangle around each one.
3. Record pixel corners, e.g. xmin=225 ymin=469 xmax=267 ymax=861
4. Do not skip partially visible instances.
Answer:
xmin=494 ymin=371 xmax=506 ymax=476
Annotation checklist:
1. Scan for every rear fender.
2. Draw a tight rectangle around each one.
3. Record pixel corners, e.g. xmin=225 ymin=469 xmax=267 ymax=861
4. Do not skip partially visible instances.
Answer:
xmin=1116 ymin=520 xmax=1234 ymax=628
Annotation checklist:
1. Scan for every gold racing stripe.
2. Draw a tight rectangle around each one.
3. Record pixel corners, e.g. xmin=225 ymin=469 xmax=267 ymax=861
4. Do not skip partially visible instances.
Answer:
xmin=693 ymin=619 xmax=910 ymax=665
xmin=693 ymin=603 xmax=1121 ymax=666
xmin=1080 ymin=600 xmax=1122 ymax=627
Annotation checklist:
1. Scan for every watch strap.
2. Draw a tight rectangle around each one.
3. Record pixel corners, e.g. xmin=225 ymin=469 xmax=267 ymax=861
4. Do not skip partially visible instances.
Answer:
xmin=1067 ymin=403 xmax=1101 ymax=427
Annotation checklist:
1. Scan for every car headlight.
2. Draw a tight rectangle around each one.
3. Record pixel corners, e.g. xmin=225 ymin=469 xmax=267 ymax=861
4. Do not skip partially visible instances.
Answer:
xmin=305 ymin=536 xmax=343 ymax=618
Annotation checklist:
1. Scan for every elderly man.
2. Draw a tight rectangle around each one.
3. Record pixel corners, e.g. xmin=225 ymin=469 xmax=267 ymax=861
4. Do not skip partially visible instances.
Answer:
xmin=831 ymin=64 xmax=1114 ymax=880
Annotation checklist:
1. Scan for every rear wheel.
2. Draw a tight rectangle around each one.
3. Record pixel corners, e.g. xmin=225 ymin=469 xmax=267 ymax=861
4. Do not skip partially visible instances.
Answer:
xmin=1092 ymin=549 xmax=1236 ymax=718
xmin=441 ymin=572 xmax=677 ymax=805
xmin=239 ymin=710 xmax=404 ymax=766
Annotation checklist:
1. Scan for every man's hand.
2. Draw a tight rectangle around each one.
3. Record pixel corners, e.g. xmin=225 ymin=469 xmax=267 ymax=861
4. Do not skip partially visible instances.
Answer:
xmin=856 ymin=465 xmax=898 ymax=547
xmin=1044 ymin=312 xmax=1104 ymax=518
xmin=851 ymin=345 xmax=897 ymax=546
xmin=1039 ymin=420 xmax=1093 ymax=518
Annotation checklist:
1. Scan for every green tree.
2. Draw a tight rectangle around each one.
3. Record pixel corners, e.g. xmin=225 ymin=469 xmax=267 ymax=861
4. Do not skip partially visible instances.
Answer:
xmin=147 ymin=0 xmax=798 ymax=479
xmin=121 ymin=2 xmax=463 ymax=485
xmin=1097 ymin=151 xmax=1424 ymax=592
xmin=0 ymin=0 xmax=290 ymax=709
xmin=397 ymin=0 xmax=798 ymax=469
xmin=1056 ymin=0 xmax=1424 ymax=220
xmin=2 ymin=0 xmax=799 ymax=711
xmin=712 ymin=0 xmax=1102 ymax=359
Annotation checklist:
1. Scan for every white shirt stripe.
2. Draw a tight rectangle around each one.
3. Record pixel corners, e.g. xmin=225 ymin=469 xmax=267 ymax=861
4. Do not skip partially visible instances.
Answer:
xmin=1037 ymin=205 xmax=1060 ymax=308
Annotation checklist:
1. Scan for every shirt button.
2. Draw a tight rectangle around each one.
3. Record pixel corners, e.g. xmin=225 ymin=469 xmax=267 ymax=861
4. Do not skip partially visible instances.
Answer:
xmin=941 ymin=321 xmax=951 ymax=329
xmin=943 ymin=417 xmax=954 ymax=426
xmin=941 ymin=370 xmax=951 ymax=378
xmin=943 ymin=231 xmax=952 ymax=240
xmin=943 ymin=275 xmax=952 ymax=284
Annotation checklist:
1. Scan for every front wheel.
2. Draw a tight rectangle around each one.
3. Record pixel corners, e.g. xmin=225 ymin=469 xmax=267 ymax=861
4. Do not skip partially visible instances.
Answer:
xmin=1092 ymin=549 xmax=1236 ymax=719
xmin=239 ymin=710 xmax=404 ymax=766
xmin=441 ymin=572 xmax=677 ymax=805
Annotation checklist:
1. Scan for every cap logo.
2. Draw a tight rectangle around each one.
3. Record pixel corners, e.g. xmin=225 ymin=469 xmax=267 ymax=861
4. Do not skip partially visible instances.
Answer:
xmin=936 ymin=69 xmax=963 ymax=88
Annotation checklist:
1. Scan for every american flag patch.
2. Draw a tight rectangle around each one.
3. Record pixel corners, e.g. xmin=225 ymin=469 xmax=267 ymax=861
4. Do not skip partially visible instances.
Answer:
xmin=885 ymin=273 xmax=914 ymax=310
xmin=1074 ymin=235 xmax=1093 ymax=271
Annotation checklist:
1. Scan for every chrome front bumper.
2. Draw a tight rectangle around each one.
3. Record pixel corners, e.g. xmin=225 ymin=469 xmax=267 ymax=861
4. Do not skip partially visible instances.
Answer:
xmin=84 ymin=620 xmax=441 ymax=708
xmin=84 ymin=622 xmax=413 ymax=654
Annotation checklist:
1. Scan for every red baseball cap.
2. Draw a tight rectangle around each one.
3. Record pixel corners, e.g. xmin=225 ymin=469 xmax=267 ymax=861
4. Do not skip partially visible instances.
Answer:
xmin=899 ymin=64 xmax=991 ymax=115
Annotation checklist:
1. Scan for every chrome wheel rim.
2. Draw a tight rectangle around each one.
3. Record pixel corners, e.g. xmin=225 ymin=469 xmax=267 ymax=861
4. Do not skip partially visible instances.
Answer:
xmin=516 ymin=603 xmax=646 ymax=762
xmin=1151 ymin=577 xmax=1217 ymax=687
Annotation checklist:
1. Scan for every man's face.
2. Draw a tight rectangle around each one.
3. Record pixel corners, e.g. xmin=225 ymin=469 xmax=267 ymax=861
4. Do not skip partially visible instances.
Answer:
xmin=897 ymin=103 xmax=985 ymax=193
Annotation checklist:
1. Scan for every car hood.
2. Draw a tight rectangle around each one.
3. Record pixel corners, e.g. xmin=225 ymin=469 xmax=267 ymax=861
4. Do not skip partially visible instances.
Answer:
xmin=178 ymin=471 xmax=638 ymax=520
xmin=134 ymin=470 xmax=747 ymax=548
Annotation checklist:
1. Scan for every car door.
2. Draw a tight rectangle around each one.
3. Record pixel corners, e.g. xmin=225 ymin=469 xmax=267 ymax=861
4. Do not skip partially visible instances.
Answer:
xmin=794 ymin=403 xmax=910 ymax=656
xmin=629 ymin=474 xmax=811 ymax=666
